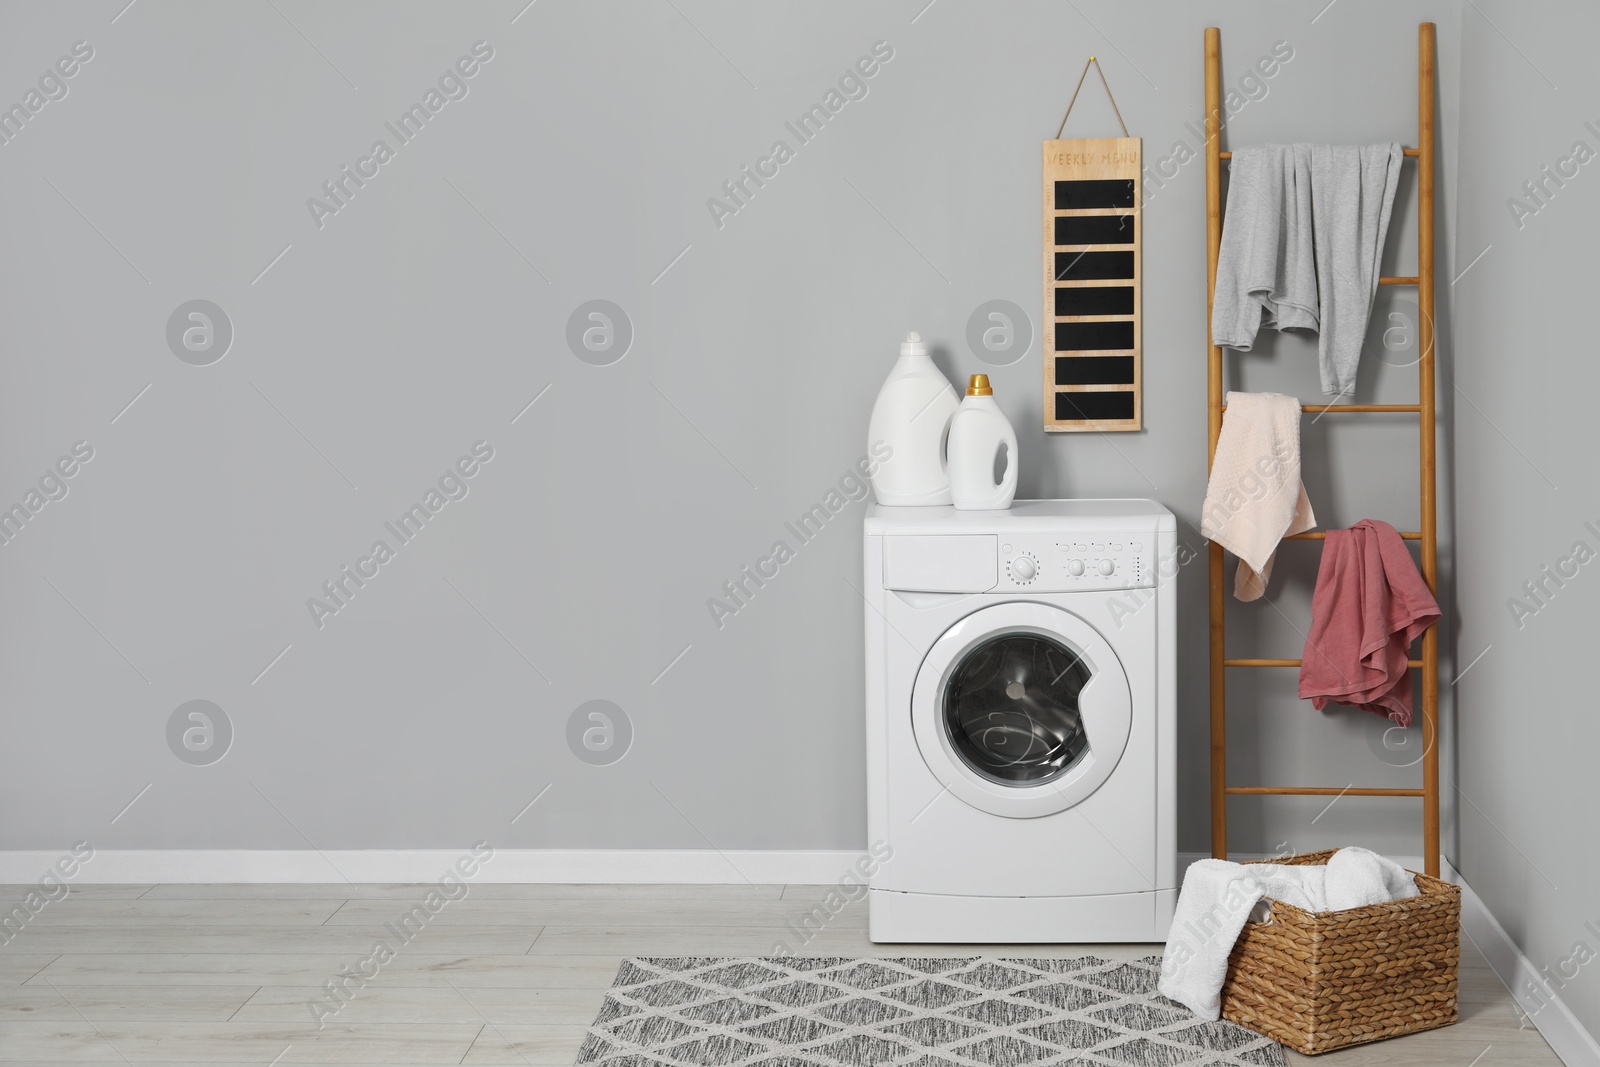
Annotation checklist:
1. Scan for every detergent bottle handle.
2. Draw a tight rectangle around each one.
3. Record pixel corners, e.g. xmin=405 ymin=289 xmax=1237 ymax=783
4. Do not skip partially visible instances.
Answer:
xmin=996 ymin=419 xmax=1019 ymax=501
xmin=939 ymin=410 xmax=953 ymax=479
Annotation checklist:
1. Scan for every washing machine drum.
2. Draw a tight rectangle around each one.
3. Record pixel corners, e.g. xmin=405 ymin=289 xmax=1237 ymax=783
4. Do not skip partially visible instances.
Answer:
xmin=912 ymin=602 xmax=1132 ymax=818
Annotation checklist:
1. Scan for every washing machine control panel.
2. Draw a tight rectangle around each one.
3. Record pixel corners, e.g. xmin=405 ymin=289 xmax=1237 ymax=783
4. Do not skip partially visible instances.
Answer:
xmin=998 ymin=533 xmax=1155 ymax=591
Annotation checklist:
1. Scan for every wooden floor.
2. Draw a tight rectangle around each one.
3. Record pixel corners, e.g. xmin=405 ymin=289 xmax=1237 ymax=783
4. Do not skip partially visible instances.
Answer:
xmin=0 ymin=882 xmax=1561 ymax=1065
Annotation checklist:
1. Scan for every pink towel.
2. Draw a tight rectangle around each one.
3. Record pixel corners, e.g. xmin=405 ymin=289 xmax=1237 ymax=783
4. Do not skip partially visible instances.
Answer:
xmin=1298 ymin=519 xmax=1439 ymax=725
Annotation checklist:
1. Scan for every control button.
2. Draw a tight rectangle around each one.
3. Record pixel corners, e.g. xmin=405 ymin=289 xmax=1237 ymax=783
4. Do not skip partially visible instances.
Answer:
xmin=1012 ymin=556 xmax=1037 ymax=581
xmin=1092 ymin=542 xmax=1106 ymax=552
xmin=1111 ymin=542 xmax=1124 ymax=552
xmin=1131 ymin=541 xmax=1144 ymax=552
xmin=1067 ymin=559 xmax=1086 ymax=576
xmin=1098 ymin=559 xmax=1116 ymax=576
xmin=1075 ymin=542 xmax=1087 ymax=552
xmin=1002 ymin=543 xmax=1012 ymax=554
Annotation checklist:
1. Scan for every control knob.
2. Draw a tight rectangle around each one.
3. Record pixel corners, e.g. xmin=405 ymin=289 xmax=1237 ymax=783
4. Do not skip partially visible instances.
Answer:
xmin=1012 ymin=556 xmax=1037 ymax=581
xmin=1098 ymin=559 xmax=1116 ymax=576
xmin=1067 ymin=559 xmax=1085 ymax=576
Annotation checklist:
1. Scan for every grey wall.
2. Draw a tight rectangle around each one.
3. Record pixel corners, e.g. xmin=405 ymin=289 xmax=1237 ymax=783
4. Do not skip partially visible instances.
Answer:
xmin=1453 ymin=0 xmax=1600 ymax=1039
xmin=1 ymin=0 xmax=1459 ymax=858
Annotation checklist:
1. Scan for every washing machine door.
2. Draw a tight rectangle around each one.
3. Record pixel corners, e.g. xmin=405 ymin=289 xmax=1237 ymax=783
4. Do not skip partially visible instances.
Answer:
xmin=911 ymin=602 xmax=1132 ymax=818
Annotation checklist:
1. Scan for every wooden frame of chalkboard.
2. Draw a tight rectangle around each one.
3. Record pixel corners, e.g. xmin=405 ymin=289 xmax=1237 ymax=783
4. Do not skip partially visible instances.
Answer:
xmin=1043 ymin=137 xmax=1142 ymax=431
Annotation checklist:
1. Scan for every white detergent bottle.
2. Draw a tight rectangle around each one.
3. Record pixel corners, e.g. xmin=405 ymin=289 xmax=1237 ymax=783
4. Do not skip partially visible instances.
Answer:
xmin=866 ymin=332 xmax=959 ymax=506
xmin=947 ymin=374 xmax=1018 ymax=511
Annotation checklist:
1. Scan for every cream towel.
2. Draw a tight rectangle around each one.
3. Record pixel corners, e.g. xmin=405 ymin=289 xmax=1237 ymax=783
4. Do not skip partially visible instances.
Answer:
xmin=1202 ymin=391 xmax=1316 ymax=601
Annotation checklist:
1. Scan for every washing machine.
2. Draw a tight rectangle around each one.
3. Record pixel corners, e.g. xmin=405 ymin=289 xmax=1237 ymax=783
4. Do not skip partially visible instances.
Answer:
xmin=864 ymin=499 xmax=1177 ymax=943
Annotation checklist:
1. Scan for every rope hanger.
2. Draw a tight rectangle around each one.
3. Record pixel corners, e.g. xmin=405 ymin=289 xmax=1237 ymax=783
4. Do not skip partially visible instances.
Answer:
xmin=1054 ymin=56 xmax=1129 ymax=139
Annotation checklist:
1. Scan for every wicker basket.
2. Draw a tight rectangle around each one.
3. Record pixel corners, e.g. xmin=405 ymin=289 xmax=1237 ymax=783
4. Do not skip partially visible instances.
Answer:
xmin=1218 ymin=849 xmax=1460 ymax=1055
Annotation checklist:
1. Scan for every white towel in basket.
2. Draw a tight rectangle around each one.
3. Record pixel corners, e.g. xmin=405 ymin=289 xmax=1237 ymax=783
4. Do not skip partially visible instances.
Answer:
xmin=1159 ymin=848 xmax=1418 ymax=1020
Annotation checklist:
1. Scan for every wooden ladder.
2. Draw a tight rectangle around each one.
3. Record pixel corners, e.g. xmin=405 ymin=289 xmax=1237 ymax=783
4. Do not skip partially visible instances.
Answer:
xmin=1203 ymin=23 xmax=1441 ymax=877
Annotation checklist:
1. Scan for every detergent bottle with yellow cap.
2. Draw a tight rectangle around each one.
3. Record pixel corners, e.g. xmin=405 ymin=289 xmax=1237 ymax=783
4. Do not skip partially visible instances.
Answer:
xmin=947 ymin=373 xmax=1018 ymax=511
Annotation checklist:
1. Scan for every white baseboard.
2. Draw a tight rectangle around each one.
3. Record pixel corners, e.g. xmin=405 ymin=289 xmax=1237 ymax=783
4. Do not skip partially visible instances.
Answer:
xmin=1443 ymin=858 xmax=1600 ymax=1067
xmin=0 ymin=849 xmax=867 ymax=885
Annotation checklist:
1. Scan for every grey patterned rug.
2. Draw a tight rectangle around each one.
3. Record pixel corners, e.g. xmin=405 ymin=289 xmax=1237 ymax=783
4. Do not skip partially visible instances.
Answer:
xmin=575 ymin=955 xmax=1284 ymax=1066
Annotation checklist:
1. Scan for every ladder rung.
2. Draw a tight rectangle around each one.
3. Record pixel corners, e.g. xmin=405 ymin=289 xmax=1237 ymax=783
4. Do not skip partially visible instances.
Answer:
xmin=1225 ymin=786 xmax=1426 ymax=797
xmin=1224 ymin=658 xmax=1424 ymax=668
xmin=1379 ymin=276 xmax=1420 ymax=285
xmin=1282 ymin=530 xmax=1423 ymax=540
xmin=1219 ymin=148 xmax=1421 ymax=159
xmin=1301 ymin=403 xmax=1421 ymax=413
xmin=1221 ymin=402 xmax=1420 ymax=413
